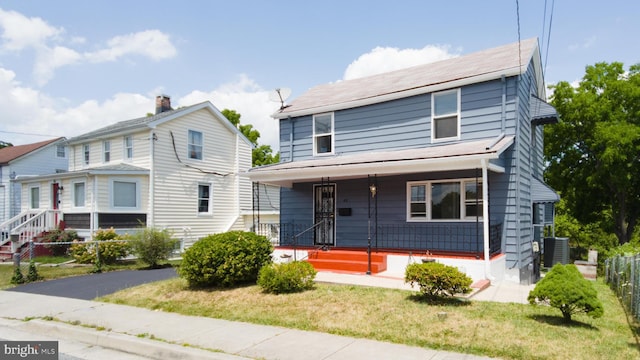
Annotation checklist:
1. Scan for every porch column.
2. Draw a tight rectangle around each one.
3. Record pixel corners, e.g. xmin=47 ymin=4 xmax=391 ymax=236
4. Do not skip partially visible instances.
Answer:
xmin=481 ymin=159 xmax=493 ymax=281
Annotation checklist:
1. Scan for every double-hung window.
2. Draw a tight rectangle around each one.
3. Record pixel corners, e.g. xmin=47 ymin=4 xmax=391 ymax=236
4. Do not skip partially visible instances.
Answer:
xmin=432 ymin=89 xmax=460 ymax=141
xmin=83 ymin=144 xmax=90 ymax=165
xmin=407 ymin=179 xmax=483 ymax=221
xmin=56 ymin=145 xmax=66 ymax=158
xmin=188 ymin=130 xmax=203 ymax=160
xmin=73 ymin=181 xmax=85 ymax=207
xmin=124 ymin=135 xmax=133 ymax=160
xmin=198 ymin=184 xmax=212 ymax=214
xmin=103 ymin=140 xmax=111 ymax=163
xmin=313 ymin=113 xmax=334 ymax=155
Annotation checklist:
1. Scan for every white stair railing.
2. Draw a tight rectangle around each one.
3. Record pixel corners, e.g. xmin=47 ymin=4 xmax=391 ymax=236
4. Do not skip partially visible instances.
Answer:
xmin=0 ymin=210 xmax=62 ymax=251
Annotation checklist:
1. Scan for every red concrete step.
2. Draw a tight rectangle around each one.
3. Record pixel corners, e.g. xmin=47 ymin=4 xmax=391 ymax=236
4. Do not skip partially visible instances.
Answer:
xmin=306 ymin=250 xmax=387 ymax=274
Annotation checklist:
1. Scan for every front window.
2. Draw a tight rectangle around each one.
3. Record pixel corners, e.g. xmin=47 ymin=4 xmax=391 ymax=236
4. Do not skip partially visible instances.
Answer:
xmin=73 ymin=182 xmax=85 ymax=207
xmin=188 ymin=130 xmax=203 ymax=160
xmin=124 ymin=135 xmax=133 ymax=160
xmin=56 ymin=145 xmax=66 ymax=158
xmin=407 ymin=179 xmax=483 ymax=221
xmin=112 ymin=180 xmax=138 ymax=208
xmin=313 ymin=113 xmax=334 ymax=155
xmin=103 ymin=140 xmax=111 ymax=163
xmin=83 ymin=144 xmax=90 ymax=165
xmin=432 ymin=89 xmax=460 ymax=141
xmin=30 ymin=186 xmax=40 ymax=209
xmin=198 ymin=184 xmax=212 ymax=214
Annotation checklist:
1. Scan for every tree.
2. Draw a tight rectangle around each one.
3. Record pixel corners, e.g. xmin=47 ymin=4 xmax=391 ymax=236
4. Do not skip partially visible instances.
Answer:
xmin=221 ymin=109 xmax=280 ymax=166
xmin=528 ymin=264 xmax=603 ymax=322
xmin=545 ymin=62 xmax=640 ymax=245
xmin=0 ymin=141 xmax=12 ymax=149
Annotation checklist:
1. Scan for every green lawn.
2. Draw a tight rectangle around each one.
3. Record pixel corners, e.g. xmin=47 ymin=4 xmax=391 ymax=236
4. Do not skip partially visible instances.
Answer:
xmin=98 ymin=277 xmax=640 ymax=360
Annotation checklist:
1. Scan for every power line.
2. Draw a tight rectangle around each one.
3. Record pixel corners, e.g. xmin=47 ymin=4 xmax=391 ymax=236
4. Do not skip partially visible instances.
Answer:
xmin=0 ymin=130 xmax=64 ymax=138
xmin=543 ymin=0 xmax=555 ymax=78
xmin=516 ymin=0 xmax=522 ymax=73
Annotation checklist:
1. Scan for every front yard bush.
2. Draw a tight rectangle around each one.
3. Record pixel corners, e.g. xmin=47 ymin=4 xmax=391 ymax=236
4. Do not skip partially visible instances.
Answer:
xmin=528 ymin=263 xmax=603 ymax=322
xmin=128 ymin=227 xmax=179 ymax=268
xmin=69 ymin=229 xmax=131 ymax=265
xmin=405 ymin=262 xmax=472 ymax=298
xmin=258 ymin=261 xmax=317 ymax=294
xmin=42 ymin=228 xmax=78 ymax=256
xmin=179 ymin=231 xmax=273 ymax=288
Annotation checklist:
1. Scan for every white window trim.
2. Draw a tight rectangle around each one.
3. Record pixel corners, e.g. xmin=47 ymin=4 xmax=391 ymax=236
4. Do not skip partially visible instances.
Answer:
xmin=71 ymin=180 xmax=86 ymax=209
xmin=431 ymin=88 xmax=461 ymax=142
xmin=313 ymin=112 xmax=335 ymax=156
xmin=56 ymin=145 xmax=66 ymax=158
xmin=103 ymin=140 xmax=111 ymax=163
xmin=197 ymin=182 xmax=213 ymax=216
xmin=29 ymin=185 xmax=40 ymax=209
xmin=188 ymin=129 xmax=204 ymax=161
xmin=406 ymin=178 xmax=483 ymax=222
xmin=123 ymin=135 xmax=133 ymax=161
xmin=109 ymin=178 xmax=141 ymax=210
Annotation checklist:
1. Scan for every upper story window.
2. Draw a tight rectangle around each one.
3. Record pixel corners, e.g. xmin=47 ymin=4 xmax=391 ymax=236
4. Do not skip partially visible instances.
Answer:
xmin=83 ymin=144 xmax=90 ymax=165
xmin=313 ymin=113 xmax=334 ymax=155
xmin=198 ymin=183 xmax=212 ymax=214
xmin=432 ymin=89 xmax=460 ymax=141
xmin=103 ymin=140 xmax=111 ymax=163
xmin=123 ymin=135 xmax=133 ymax=160
xmin=56 ymin=145 xmax=66 ymax=158
xmin=407 ymin=179 xmax=482 ymax=221
xmin=188 ymin=130 xmax=203 ymax=160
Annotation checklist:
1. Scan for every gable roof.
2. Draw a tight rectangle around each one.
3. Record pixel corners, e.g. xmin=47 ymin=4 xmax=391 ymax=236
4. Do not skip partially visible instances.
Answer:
xmin=0 ymin=137 xmax=64 ymax=165
xmin=66 ymin=101 xmax=253 ymax=147
xmin=274 ymin=38 xmax=541 ymax=119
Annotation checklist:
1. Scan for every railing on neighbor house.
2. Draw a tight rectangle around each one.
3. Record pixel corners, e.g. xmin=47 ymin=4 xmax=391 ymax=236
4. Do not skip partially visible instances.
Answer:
xmin=0 ymin=210 xmax=62 ymax=251
xmin=605 ymin=254 xmax=640 ymax=322
xmin=271 ymin=222 xmax=502 ymax=258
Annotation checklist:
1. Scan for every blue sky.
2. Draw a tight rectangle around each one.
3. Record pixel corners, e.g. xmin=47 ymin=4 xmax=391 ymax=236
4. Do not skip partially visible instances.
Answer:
xmin=0 ymin=0 xmax=638 ymax=150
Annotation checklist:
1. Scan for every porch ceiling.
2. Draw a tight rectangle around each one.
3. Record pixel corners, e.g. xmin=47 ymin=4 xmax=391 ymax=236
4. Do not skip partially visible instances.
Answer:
xmin=247 ymin=135 xmax=514 ymax=187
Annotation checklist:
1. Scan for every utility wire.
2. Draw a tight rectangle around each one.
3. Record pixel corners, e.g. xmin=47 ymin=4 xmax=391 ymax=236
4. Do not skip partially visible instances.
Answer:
xmin=516 ymin=0 xmax=522 ymax=74
xmin=169 ymin=130 xmax=233 ymax=177
xmin=543 ymin=0 xmax=555 ymax=78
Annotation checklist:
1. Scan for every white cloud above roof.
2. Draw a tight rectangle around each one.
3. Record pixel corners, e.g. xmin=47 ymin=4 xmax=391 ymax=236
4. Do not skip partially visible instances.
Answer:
xmin=343 ymin=45 xmax=460 ymax=80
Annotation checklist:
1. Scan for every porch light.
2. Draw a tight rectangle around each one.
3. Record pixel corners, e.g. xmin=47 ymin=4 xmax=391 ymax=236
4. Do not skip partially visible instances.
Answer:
xmin=369 ymin=184 xmax=377 ymax=197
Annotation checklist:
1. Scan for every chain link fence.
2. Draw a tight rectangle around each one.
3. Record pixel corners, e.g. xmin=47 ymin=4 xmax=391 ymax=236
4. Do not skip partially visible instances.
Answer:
xmin=604 ymin=254 xmax=640 ymax=322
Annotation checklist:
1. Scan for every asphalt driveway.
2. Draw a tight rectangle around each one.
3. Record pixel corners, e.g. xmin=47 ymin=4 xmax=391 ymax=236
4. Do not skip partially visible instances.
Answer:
xmin=6 ymin=267 xmax=177 ymax=300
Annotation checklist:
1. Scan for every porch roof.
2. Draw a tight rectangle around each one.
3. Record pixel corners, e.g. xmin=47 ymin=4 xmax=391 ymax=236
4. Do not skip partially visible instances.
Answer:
xmin=15 ymin=163 xmax=149 ymax=182
xmin=247 ymin=135 xmax=514 ymax=187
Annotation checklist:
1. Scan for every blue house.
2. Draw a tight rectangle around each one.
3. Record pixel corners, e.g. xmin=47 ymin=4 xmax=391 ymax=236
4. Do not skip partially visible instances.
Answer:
xmin=248 ymin=38 xmax=559 ymax=284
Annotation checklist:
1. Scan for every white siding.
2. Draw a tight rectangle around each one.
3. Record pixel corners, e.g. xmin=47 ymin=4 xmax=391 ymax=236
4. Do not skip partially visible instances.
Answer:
xmin=151 ymin=108 xmax=252 ymax=241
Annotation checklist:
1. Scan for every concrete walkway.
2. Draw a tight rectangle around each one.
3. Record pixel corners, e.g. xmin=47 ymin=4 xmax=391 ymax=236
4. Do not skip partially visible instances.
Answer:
xmin=0 ymin=272 xmax=534 ymax=360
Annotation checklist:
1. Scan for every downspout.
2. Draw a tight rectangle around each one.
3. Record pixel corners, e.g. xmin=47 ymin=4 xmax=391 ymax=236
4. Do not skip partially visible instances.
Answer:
xmin=149 ymin=129 xmax=155 ymax=227
xmin=501 ymin=75 xmax=507 ymax=133
xmin=289 ymin=116 xmax=294 ymax=162
xmin=512 ymin=75 xmax=521 ymax=270
xmin=481 ymin=159 xmax=494 ymax=282
xmin=90 ymin=174 xmax=96 ymax=239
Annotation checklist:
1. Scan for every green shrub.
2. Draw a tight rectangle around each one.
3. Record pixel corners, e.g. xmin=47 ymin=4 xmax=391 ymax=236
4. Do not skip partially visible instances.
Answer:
xmin=258 ymin=261 xmax=317 ymax=294
xmin=26 ymin=260 xmax=42 ymax=282
xmin=179 ymin=231 xmax=273 ymax=288
xmin=69 ymin=240 xmax=130 ymax=265
xmin=10 ymin=265 xmax=25 ymax=284
xmin=128 ymin=227 xmax=179 ymax=268
xmin=405 ymin=262 xmax=472 ymax=298
xmin=42 ymin=228 xmax=78 ymax=256
xmin=528 ymin=263 xmax=604 ymax=322
xmin=94 ymin=228 xmax=120 ymax=240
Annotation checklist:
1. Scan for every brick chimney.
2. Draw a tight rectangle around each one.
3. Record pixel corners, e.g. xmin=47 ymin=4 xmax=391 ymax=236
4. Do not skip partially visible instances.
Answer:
xmin=155 ymin=95 xmax=172 ymax=114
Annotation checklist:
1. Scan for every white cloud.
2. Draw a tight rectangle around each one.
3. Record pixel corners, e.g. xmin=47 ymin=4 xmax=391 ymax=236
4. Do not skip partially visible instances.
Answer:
xmin=33 ymin=46 xmax=82 ymax=86
xmin=85 ymin=30 xmax=177 ymax=63
xmin=568 ymin=36 xmax=597 ymax=51
xmin=179 ymin=74 xmax=281 ymax=150
xmin=0 ymin=8 xmax=62 ymax=51
xmin=343 ymin=44 xmax=460 ymax=80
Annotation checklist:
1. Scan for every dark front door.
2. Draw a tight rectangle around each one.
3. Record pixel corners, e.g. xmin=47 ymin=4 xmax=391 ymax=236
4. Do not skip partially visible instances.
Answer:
xmin=314 ymin=184 xmax=335 ymax=246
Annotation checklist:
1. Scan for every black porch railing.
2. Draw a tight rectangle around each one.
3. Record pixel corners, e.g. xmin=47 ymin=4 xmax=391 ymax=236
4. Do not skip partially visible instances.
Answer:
xmin=259 ymin=222 xmax=503 ymax=258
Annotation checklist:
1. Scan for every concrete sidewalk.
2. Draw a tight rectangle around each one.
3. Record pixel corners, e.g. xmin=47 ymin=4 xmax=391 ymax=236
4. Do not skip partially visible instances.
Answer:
xmin=0 ymin=272 xmax=534 ymax=360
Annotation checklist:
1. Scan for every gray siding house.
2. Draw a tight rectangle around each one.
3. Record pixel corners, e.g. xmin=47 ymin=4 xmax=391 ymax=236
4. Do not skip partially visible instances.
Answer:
xmin=248 ymin=38 xmax=559 ymax=284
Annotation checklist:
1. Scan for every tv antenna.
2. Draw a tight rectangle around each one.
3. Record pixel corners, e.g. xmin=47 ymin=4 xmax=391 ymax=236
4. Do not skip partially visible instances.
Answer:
xmin=269 ymin=88 xmax=291 ymax=110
